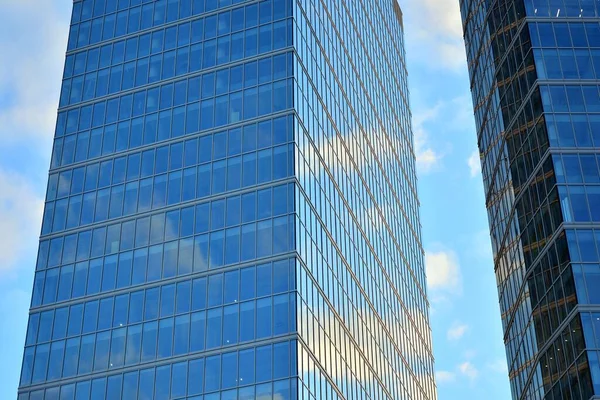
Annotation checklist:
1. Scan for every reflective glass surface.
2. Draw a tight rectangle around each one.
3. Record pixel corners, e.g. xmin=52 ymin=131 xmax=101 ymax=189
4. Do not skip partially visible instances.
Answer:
xmin=460 ymin=0 xmax=600 ymax=398
xmin=292 ymin=0 xmax=435 ymax=399
xmin=19 ymin=0 xmax=434 ymax=399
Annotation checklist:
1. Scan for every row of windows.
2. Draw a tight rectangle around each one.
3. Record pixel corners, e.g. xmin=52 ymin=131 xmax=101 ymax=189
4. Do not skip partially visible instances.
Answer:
xmin=526 ymin=0 xmax=600 ymax=18
xmin=559 ymin=185 xmax=600 ymax=223
xmin=295 ymin=81 xmax=433 ymax=391
xmin=21 ymin=338 xmax=296 ymax=396
xmin=296 ymin=263 xmax=375 ymax=400
xmin=52 ymin=78 xmax=294 ymax=169
xmin=528 ymin=263 xmax=577 ymax=353
xmin=292 ymin=29 xmax=433 ymax=396
xmin=57 ymin=53 xmax=293 ymax=138
xmin=61 ymin=25 xmax=292 ymax=108
xmin=554 ymin=153 xmax=600 ymax=184
xmin=54 ymin=95 xmax=293 ymax=169
xmin=22 ymin=292 xmax=296 ymax=384
xmin=581 ymin=312 xmax=600 ymax=350
xmin=68 ymin=0 xmax=286 ymax=51
xmin=527 ymin=235 xmax=570 ymax=317
xmin=52 ymin=92 xmax=293 ymax=175
xmin=540 ymin=84 xmax=600 ymax=114
xmin=573 ymin=263 xmax=600 ymax=305
xmin=43 ymin=142 xmax=293 ymax=234
xmin=530 ymin=22 xmax=600 ymax=49
xmin=72 ymin=0 xmax=253 ymax=25
xmin=546 ymin=113 xmax=600 ymax=148
xmin=295 ymin=101 xmax=423 ymax=307
xmin=587 ymin=350 xmax=600 ymax=395
xmin=567 ymin=229 xmax=600 ymax=264
xmin=22 ymin=377 xmax=295 ymax=400
xmin=33 ymin=259 xmax=295 ymax=337
xmin=297 ymin=340 xmax=344 ymax=400
xmin=537 ymin=319 xmax=588 ymax=398
xmin=49 ymin=115 xmax=292 ymax=201
xmin=66 ymin=1 xmax=289 ymax=79
xmin=38 ymin=182 xmax=294 ymax=270
xmin=33 ymin=214 xmax=294 ymax=307
xmin=45 ymin=143 xmax=293 ymax=235
xmin=294 ymin=121 xmax=431 ymax=373
xmin=63 ymin=53 xmax=292 ymax=123
xmin=294 ymin=3 xmax=427 ymax=316
xmin=296 ymin=207 xmax=427 ymax=399
xmin=534 ymin=48 xmax=600 ymax=80
xmin=29 ymin=257 xmax=295 ymax=346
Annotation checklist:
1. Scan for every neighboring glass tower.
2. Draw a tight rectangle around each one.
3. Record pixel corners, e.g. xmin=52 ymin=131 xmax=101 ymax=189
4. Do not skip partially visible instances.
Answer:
xmin=18 ymin=1 xmax=435 ymax=399
xmin=460 ymin=0 xmax=600 ymax=398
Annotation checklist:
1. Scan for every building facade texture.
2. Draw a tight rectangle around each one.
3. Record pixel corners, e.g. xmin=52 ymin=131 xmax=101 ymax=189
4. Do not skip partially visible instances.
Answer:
xmin=459 ymin=0 xmax=600 ymax=399
xmin=18 ymin=0 xmax=436 ymax=400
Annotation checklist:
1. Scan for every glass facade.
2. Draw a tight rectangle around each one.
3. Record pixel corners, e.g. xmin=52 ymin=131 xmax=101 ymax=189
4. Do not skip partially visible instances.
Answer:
xmin=459 ymin=0 xmax=600 ymax=398
xmin=18 ymin=0 xmax=435 ymax=399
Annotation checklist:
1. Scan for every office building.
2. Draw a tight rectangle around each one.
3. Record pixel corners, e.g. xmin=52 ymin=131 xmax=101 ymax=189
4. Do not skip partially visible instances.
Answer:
xmin=459 ymin=0 xmax=600 ymax=398
xmin=18 ymin=0 xmax=435 ymax=399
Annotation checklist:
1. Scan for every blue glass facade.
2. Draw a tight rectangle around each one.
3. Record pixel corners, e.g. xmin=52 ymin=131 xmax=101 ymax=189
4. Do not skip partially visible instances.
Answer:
xmin=18 ymin=0 xmax=435 ymax=399
xmin=460 ymin=0 xmax=600 ymax=398
xmin=292 ymin=0 xmax=435 ymax=398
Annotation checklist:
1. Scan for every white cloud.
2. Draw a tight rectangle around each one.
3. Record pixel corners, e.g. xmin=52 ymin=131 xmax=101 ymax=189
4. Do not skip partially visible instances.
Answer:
xmin=412 ymin=96 xmax=474 ymax=175
xmin=401 ymin=0 xmax=463 ymax=38
xmin=414 ymin=124 xmax=442 ymax=174
xmin=0 ymin=0 xmax=70 ymax=283
xmin=416 ymin=148 xmax=439 ymax=172
xmin=0 ymin=0 xmax=69 ymax=145
xmin=425 ymin=249 xmax=462 ymax=294
xmin=447 ymin=323 xmax=469 ymax=341
xmin=437 ymin=361 xmax=483 ymax=384
xmin=401 ymin=0 xmax=467 ymax=71
xmin=468 ymin=149 xmax=481 ymax=177
xmin=436 ymin=370 xmax=456 ymax=384
xmin=458 ymin=361 xmax=479 ymax=381
xmin=0 ymin=169 xmax=44 ymax=278
xmin=487 ymin=359 xmax=509 ymax=374
xmin=412 ymin=104 xmax=444 ymax=174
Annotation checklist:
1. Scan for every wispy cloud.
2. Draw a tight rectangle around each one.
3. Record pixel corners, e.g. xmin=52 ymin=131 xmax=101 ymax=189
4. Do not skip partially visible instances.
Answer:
xmin=0 ymin=169 xmax=44 ymax=279
xmin=458 ymin=361 xmax=479 ymax=381
xmin=412 ymin=96 xmax=475 ymax=175
xmin=402 ymin=0 xmax=466 ymax=71
xmin=468 ymin=149 xmax=481 ymax=177
xmin=436 ymin=370 xmax=456 ymax=384
xmin=447 ymin=323 xmax=469 ymax=341
xmin=0 ymin=0 xmax=69 ymax=146
xmin=487 ymin=359 xmax=509 ymax=374
xmin=437 ymin=360 xmax=482 ymax=385
xmin=0 ymin=1 xmax=70 ymax=283
xmin=415 ymin=136 xmax=442 ymax=174
xmin=425 ymin=249 xmax=462 ymax=295
xmin=412 ymin=101 xmax=447 ymax=174
xmin=413 ymin=109 xmax=443 ymax=174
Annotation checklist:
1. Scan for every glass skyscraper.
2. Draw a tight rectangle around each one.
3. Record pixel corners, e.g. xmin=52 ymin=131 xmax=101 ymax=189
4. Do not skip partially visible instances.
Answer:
xmin=459 ymin=0 xmax=600 ymax=398
xmin=18 ymin=0 xmax=435 ymax=399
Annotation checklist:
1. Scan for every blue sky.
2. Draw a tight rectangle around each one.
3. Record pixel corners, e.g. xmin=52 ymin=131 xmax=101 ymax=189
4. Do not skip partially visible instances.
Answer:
xmin=0 ymin=1 xmax=511 ymax=399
